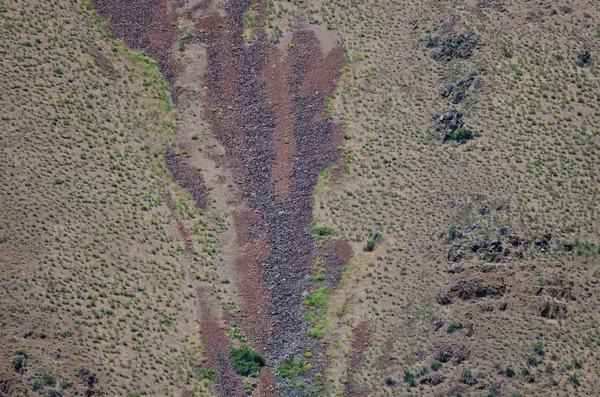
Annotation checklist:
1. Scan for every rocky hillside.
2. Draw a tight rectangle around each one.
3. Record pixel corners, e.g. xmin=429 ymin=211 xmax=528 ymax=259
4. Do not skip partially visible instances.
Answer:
xmin=2 ymin=0 xmax=600 ymax=396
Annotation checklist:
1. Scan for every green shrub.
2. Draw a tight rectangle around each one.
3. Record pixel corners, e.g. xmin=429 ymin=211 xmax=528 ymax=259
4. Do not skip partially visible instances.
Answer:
xmin=200 ymin=368 xmax=216 ymax=379
xmin=307 ymin=326 xmax=326 ymax=339
xmin=443 ymin=226 xmax=461 ymax=244
xmin=59 ymin=380 xmax=73 ymax=389
xmin=384 ymin=376 xmax=396 ymax=386
xmin=526 ymin=356 xmax=538 ymax=366
xmin=311 ymin=225 xmax=336 ymax=236
xmin=278 ymin=359 xmax=305 ymax=378
xmin=446 ymin=322 xmax=463 ymax=333
xmin=364 ymin=239 xmax=376 ymax=252
xmin=32 ymin=380 xmax=43 ymax=391
xmin=228 ymin=344 xmax=265 ymax=377
xmin=568 ymin=373 xmax=580 ymax=386
xmin=445 ymin=127 xmax=477 ymax=143
xmin=460 ymin=367 xmax=475 ymax=385
xmin=533 ymin=342 xmax=545 ymax=356
xmin=304 ymin=287 xmax=328 ymax=308
xmin=430 ymin=361 xmax=442 ymax=371
xmin=403 ymin=370 xmax=416 ymax=387
xmin=42 ymin=373 xmax=57 ymax=386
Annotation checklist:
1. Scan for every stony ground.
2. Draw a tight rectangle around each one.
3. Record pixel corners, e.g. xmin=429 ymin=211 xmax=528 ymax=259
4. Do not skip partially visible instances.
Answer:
xmin=3 ymin=0 xmax=600 ymax=396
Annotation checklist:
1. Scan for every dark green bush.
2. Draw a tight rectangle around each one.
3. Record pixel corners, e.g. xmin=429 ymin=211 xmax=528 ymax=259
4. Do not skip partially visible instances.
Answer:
xmin=403 ymin=370 xmax=416 ymax=387
xmin=32 ymin=380 xmax=43 ymax=391
xmin=446 ymin=322 xmax=463 ymax=333
xmin=460 ymin=367 xmax=475 ymax=385
xmin=533 ymin=342 xmax=545 ymax=356
xmin=384 ymin=376 xmax=396 ymax=386
xmin=430 ymin=361 xmax=442 ymax=371
xmin=42 ymin=373 xmax=56 ymax=387
xmin=228 ymin=344 xmax=265 ymax=377
xmin=200 ymin=368 xmax=216 ymax=379
xmin=569 ymin=373 xmax=580 ymax=386
xmin=445 ymin=128 xmax=477 ymax=143
xmin=310 ymin=226 xmax=336 ymax=236
xmin=443 ymin=226 xmax=462 ymax=244
xmin=364 ymin=239 xmax=376 ymax=252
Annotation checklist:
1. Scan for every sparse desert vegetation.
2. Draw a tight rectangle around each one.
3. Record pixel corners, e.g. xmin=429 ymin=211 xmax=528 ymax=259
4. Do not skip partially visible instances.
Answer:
xmin=2 ymin=0 xmax=600 ymax=396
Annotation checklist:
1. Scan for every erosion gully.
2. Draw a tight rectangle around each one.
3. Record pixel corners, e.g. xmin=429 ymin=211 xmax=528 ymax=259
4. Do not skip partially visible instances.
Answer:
xmin=92 ymin=0 xmax=348 ymax=395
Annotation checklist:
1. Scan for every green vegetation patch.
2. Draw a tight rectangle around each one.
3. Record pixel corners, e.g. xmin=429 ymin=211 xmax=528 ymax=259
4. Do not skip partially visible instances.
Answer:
xmin=278 ymin=358 xmax=306 ymax=378
xmin=444 ymin=127 xmax=479 ymax=144
xmin=228 ymin=344 xmax=265 ymax=377
xmin=310 ymin=225 xmax=336 ymax=236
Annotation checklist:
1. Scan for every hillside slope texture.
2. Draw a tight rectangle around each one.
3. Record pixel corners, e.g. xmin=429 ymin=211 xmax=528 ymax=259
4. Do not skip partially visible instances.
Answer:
xmin=2 ymin=0 xmax=600 ymax=397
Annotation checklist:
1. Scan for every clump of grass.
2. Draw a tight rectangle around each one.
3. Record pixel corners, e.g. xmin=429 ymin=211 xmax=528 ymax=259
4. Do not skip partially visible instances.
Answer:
xmin=310 ymin=225 xmax=336 ymax=236
xmin=278 ymin=358 xmax=305 ymax=378
xmin=443 ymin=226 xmax=461 ymax=244
xmin=446 ymin=322 xmax=463 ymax=333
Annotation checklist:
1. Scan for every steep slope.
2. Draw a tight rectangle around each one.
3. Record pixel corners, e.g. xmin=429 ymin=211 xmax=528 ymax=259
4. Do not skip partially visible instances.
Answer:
xmin=310 ymin=0 xmax=600 ymax=395
xmin=0 ymin=1 xmax=223 ymax=396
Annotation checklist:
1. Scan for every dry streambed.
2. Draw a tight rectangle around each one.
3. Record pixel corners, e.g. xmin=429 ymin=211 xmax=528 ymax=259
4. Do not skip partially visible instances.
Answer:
xmin=92 ymin=0 xmax=348 ymax=394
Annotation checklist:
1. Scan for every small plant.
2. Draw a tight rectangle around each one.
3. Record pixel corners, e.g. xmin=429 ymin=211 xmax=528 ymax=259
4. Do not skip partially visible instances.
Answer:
xmin=443 ymin=226 xmax=461 ymax=244
xmin=200 ymin=368 xmax=216 ymax=379
xmin=384 ymin=376 xmax=396 ymax=386
xmin=48 ymin=390 xmax=63 ymax=397
xmin=430 ymin=361 xmax=442 ymax=371
xmin=59 ymin=380 xmax=73 ymax=389
xmin=444 ymin=127 xmax=478 ymax=144
xmin=278 ymin=358 xmax=305 ymax=378
xmin=526 ymin=356 xmax=538 ymax=366
xmin=32 ymin=380 xmax=43 ymax=391
xmin=568 ymin=373 xmax=580 ymax=387
xmin=42 ymin=373 xmax=57 ymax=387
xmin=533 ymin=342 xmax=545 ymax=356
xmin=228 ymin=344 xmax=265 ymax=377
xmin=403 ymin=370 xmax=416 ymax=387
xmin=310 ymin=225 xmax=336 ymax=236
xmin=243 ymin=380 xmax=256 ymax=395
xmin=460 ymin=367 xmax=475 ymax=385
xmin=446 ymin=322 xmax=463 ymax=333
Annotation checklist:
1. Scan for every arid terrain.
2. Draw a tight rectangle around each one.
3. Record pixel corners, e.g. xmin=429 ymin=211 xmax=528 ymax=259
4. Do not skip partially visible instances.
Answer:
xmin=1 ymin=0 xmax=600 ymax=396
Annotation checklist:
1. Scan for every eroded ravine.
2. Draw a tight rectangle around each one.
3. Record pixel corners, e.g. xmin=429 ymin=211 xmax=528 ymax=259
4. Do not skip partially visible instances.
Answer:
xmin=92 ymin=0 xmax=346 ymax=394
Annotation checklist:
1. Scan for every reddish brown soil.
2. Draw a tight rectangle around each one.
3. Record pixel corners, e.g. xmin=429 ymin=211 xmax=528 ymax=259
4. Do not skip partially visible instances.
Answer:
xmin=197 ymin=287 xmax=245 ymax=397
xmin=262 ymin=45 xmax=295 ymax=199
xmin=319 ymin=238 xmax=353 ymax=284
xmin=344 ymin=321 xmax=371 ymax=397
